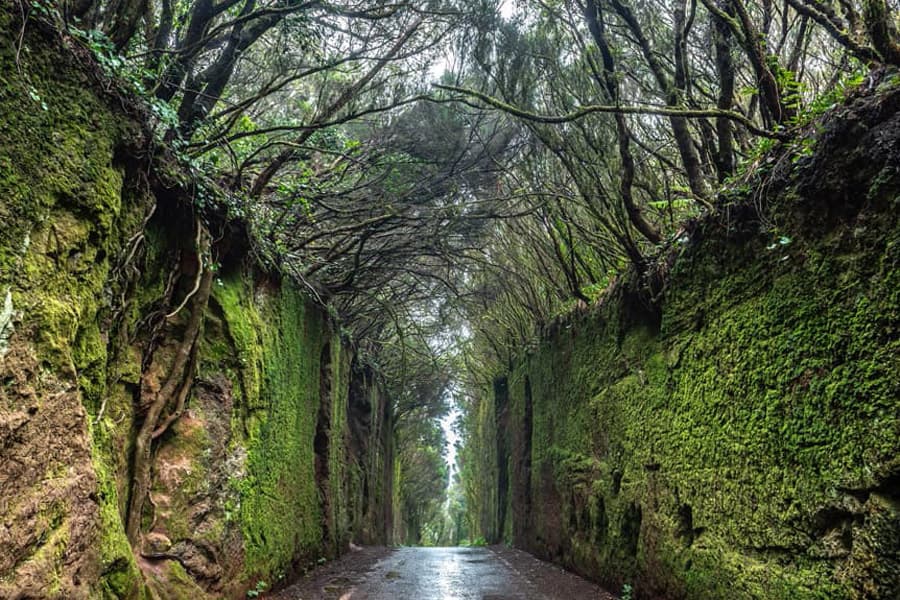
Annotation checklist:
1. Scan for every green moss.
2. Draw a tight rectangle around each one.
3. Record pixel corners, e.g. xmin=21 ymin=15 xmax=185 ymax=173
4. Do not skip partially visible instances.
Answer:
xmin=0 ymin=21 xmax=130 ymax=294
xmin=479 ymin=184 xmax=900 ymax=597
xmin=1 ymin=15 xmax=388 ymax=599
xmin=327 ymin=333 xmax=351 ymax=552
xmin=142 ymin=269 xmax=352 ymax=595
xmin=220 ymin=279 xmax=326 ymax=581
xmin=144 ymin=561 xmax=211 ymax=600
xmin=25 ymin=513 xmax=70 ymax=597
xmin=90 ymin=436 xmax=144 ymax=600
xmin=210 ymin=273 xmax=265 ymax=407
xmin=0 ymin=15 xmax=154 ymax=599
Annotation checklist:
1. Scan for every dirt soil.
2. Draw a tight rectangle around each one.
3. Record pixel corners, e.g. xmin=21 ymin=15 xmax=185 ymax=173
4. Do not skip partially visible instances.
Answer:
xmin=0 ymin=339 xmax=102 ymax=599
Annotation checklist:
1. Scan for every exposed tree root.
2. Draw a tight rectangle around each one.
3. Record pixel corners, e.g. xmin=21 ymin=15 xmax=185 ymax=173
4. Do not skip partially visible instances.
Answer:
xmin=165 ymin=220 xmax=204 ymax=319
xmin=151 ymin=344 xmax=198 ymax=440
xmin=125 ymin=224 xmax=214 ymax=545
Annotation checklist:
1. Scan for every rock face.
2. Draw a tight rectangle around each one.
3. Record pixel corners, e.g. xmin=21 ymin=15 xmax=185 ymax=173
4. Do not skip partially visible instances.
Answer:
xmin=0 ymin=17 xmax=393 ymax=599
xmin=466 ymin=82 xmax=900 ymax=598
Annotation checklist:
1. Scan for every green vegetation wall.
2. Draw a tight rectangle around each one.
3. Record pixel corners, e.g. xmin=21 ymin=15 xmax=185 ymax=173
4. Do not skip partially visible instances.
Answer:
xmin=0 ymin=17 xmax=393 ymax=599
xmin=468 ymin=84 xmax=900 ymax=599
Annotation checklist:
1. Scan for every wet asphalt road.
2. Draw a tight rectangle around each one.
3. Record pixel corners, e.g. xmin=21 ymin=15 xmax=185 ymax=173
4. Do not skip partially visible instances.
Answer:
xmin=351 ymin=546 xmax=538 ymax=599
xmin=270 ymin=546 xmax=616 ymax=600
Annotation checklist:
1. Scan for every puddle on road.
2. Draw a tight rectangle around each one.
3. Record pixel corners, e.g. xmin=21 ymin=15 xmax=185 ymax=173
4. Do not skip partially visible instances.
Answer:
xmin=436 ymin=548 xmax=464 ymax=597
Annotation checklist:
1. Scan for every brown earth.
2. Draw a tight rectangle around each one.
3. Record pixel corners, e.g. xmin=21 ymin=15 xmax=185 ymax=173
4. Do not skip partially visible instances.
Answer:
xmin=0 ymin=334 xmax=101 ymax=599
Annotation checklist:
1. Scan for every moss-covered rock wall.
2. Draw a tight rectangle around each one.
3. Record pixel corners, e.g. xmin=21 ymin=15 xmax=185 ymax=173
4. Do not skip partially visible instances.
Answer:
xmin=139 ymin=267 xmax=394 ymax=598
xmin=0 ymin=16 xmax=393 ymax=599
xmin=0 ymin=14 xmax=148 ymax=598
xmin=470 ymin=84 xmax=900 ymax=599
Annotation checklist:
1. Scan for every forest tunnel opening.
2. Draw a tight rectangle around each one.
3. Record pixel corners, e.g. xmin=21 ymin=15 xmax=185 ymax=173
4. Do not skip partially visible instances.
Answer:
xmin=2 ymin=0 xmax=900 ymax=595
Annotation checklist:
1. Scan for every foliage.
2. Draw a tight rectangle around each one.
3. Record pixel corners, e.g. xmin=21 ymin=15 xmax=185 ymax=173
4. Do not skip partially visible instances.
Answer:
xmin=4 ymin=0 xmax=900 ymax=594
xmin=245 ymin=580 xmax=267 ymax=598
xmin=41 ymin=0 xmax=900 ymax=399
xmin=397 ymin=414 xmax=450 ymax=545
xmin=458 ymin=95 xmax=900 ymax=596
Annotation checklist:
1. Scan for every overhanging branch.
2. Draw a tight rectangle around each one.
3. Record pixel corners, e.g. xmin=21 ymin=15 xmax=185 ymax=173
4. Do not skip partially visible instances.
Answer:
xmin=433 ymin=84 xmax=790 ymax=141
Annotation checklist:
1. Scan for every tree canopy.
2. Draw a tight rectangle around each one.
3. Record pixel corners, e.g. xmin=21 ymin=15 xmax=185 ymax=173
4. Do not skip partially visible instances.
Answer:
xmin=31 ymin=0 xmax=900 ymax=537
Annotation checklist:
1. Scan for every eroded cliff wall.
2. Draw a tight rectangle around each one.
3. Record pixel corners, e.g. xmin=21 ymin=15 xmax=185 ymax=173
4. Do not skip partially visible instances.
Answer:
xmin=0 ymin=17 xmax=392 ymax=599
xmin=470 ymin=81 xmax=900 ymax=598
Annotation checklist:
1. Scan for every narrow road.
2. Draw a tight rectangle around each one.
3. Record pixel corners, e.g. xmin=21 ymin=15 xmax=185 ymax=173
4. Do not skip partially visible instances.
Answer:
xmin=270 ymin=546 xmax=617 ymax=600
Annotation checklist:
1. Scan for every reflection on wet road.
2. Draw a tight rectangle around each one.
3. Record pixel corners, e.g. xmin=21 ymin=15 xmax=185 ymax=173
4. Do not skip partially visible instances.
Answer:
xmin=303 ymin=546 xmax=615 ymax=600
